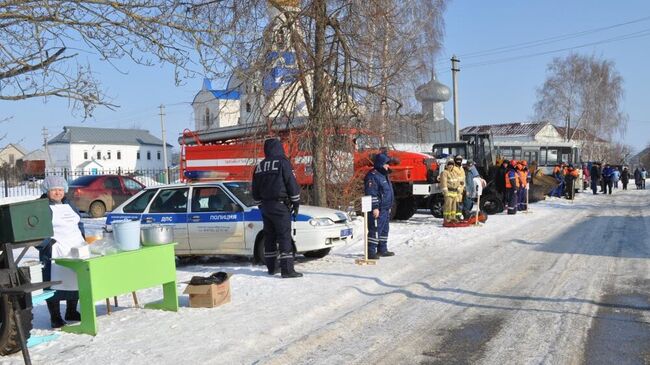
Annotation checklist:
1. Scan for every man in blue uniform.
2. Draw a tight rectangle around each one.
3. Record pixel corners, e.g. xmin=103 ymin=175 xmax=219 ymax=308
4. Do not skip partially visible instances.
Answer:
xmin=364 ymin=152 xmax=395 ymax=260
xmin=252 ymin=138 xmax=302 ymax=278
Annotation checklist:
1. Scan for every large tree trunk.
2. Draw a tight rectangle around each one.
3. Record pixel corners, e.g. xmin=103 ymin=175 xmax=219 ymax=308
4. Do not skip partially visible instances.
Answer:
xmin=311 ymin=0 xmax=328 ymax=206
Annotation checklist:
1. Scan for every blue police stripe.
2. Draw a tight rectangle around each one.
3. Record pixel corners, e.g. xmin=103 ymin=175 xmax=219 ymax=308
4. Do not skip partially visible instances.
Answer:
xmin=245 ymin=208 xmax=310 ymax=222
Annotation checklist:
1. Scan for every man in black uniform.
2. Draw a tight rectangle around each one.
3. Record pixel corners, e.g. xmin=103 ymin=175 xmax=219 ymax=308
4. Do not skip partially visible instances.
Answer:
xmin=252 ymin=138 xmax=302 ymax=278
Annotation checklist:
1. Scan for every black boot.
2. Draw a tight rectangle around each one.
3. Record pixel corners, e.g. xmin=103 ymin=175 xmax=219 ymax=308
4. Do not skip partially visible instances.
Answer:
xmin=280 ymin=257 xmax=302 ymax=278
xmin=46 ymin=300 xmax=66 ymax=328
xmin=65 ymin=299 xmax=81 ymax=321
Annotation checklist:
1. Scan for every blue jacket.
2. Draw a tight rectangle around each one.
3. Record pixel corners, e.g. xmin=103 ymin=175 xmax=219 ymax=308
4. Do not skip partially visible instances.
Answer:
xmin=364 ymin=153 xmax=394 ymax=210
xmin=251 ymin=139 xmax=301 ymax=205
xmin=602 ymin=166 xmax=614 ymax=181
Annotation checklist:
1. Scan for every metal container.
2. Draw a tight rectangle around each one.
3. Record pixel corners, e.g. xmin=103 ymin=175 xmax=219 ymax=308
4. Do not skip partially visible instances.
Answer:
xmin=0 ymin=198 xmax=53 ymax=243
xmin=140 ymin=225 xmax=174 ymax=246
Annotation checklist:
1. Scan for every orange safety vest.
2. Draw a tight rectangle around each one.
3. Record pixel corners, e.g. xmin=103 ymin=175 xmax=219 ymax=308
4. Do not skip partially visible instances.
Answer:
xmin=505 ymin=170 xmax=519 ymax=189
xmin=518 ymin=170 xmax=528 ymax=188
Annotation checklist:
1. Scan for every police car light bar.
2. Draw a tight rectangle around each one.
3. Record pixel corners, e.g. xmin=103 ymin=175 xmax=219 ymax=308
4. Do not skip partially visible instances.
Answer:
xmin=184 ymin=170 xmax=230 ymax=181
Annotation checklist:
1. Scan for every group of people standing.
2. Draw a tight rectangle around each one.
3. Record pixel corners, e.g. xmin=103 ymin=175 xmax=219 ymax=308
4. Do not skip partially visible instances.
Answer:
xmin=494 ymin=158 xmax=531 ymax=214
xmin=547 ymin=162 xmax=580 ymax=199
xmin=588 ymin=163 xmax=646 ymax=194
xmin=438 ymin=155 xmax=485 ymax=224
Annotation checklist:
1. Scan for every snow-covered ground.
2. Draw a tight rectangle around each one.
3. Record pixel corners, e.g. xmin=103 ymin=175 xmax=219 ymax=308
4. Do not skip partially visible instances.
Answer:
xmin=1 ymin=186 xmax=649 ymax=364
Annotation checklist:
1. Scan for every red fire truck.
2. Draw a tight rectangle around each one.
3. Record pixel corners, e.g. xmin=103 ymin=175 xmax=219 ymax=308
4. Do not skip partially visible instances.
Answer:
xmin=179 ymin=124 xmax=439 ymax=220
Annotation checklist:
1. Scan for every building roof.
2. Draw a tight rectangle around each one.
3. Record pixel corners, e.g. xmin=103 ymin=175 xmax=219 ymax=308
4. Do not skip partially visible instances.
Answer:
xmin=48 ymin=126 xmax=172 ymax=147
xmin=21 ymin=149 xmax=45 ymax=161
xmin=0 ymin=143 xmax=29 ymax=156
xmin=551 ymin=125 xmax=609 ymax=143
xmin=210 ymin=89 xmax=241 ymax=100
xmin=460 ymin=122 xmax=549 ymax=137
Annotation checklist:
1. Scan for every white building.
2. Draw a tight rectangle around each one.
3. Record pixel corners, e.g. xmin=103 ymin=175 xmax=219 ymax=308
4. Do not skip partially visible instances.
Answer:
xmin=46 ymin=126 xmax=173 ymax=173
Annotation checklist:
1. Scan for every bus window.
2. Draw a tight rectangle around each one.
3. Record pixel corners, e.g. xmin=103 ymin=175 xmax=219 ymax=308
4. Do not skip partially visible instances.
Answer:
xmin=547 ymin=149 xmax=558 ymax=164
xmin=513 ymin=147 xmax=522 ymax=160
xmin=539 ymin=148 xmax=547 ymax=165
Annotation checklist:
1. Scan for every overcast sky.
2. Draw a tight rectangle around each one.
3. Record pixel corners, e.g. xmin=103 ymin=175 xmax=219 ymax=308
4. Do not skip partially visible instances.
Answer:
xmin=2 ymin=0 xmax=649 ymax=153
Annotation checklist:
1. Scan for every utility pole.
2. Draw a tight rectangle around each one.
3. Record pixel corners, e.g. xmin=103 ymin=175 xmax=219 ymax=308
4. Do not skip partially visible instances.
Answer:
xmin=451 ymin=55 xmax=460 ymax=141
xmin=41 ymin=127 xmax=50 ymax=169
xmin=159 ymin=105 xmax=169 ymax=184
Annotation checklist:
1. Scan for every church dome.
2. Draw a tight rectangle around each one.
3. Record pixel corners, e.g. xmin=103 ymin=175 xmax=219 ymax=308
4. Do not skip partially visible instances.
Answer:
xmin=415 ymin=75 xmax=450 ymax=103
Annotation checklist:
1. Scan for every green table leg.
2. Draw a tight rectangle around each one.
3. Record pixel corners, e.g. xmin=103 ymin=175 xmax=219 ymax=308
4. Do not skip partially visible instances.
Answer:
xmin=61 ymin=268 xmax=98 ymax=336
xmin=144 ymin=281 xmax=178 ymax=312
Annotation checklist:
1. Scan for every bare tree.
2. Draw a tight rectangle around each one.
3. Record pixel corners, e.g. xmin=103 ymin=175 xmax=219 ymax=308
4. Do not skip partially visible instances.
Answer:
xmin=534 ymin=53 xmax=627 ymax=160
xmin=2 ymin=0 xmax=447 ymax=206
xmin=0 ymin=0 xmax=269 ymax=117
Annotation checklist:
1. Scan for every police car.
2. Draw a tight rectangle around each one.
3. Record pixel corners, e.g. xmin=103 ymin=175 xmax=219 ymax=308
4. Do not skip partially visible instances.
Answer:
xmin=105 ymin=180 xmax=355 ymax=261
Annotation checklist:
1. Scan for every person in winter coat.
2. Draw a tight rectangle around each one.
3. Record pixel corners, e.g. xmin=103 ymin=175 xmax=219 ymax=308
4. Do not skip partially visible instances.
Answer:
xmin=364 ymin=152 xmax=395 ymax=259
xmin=621 ymin=167 xmax=630 ymax=190
xmin=641 ymin=167 xmax=648 ymax=189
xmin=462 ymin=160 xmax=480 ymax=216
xmin=602 ymin=164 xmax=614 ymax=195
xmin=550 ymin=163 xmax=564 ymax=197
xmin=440 ymin=160 xmax=462 ymax=223
xmin=611 ymin=167 xmax=620 ymax=189
xmin=505 ymin=160 xmax=519 ymax=214
xmin=634 ymin=167 xmax=642 ymax=189
xmin=252 ymin=138 xmax=303 ymax=278
xmin=590 ymin=162 xmax=601 ymax=194
xmin=494 ymin=158 xmax=508 ymax=210
xmin=36 ymin=176 xmax=85 ymax=328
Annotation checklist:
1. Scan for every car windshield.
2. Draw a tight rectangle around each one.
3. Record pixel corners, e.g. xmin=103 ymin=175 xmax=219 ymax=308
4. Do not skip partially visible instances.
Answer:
xmin=222 ymin=182 xmax=255 ymax=207
xmin=69 ymin=175 xmax=101 ymax=186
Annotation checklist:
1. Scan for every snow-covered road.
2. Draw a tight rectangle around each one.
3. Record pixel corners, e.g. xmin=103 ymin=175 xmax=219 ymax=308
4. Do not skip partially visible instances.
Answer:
xmin=4 ymin=187 xmax=650 ymax=364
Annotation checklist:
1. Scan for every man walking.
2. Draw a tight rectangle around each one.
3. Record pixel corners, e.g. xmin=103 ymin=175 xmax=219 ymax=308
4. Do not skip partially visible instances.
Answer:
xmin=364 ymin=152 xmax=395 ymax=259
xmin=252 ymin=138 xmax=303 ymax=278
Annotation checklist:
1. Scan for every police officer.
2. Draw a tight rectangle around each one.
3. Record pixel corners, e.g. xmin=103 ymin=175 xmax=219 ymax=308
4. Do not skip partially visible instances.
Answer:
xmin=252 ymin=138 xmax=302 ymax=278
xmin=365 ymin=152 xmax=395 ymax=259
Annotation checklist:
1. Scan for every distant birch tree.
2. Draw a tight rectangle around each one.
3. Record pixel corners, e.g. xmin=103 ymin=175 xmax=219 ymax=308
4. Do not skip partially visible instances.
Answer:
xmin=534 ymin=53 xmax=627 ymax=161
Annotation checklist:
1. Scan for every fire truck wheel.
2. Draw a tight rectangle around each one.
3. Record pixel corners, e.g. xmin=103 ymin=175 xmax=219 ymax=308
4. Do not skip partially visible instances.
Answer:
xmin=0 ymin=295 xmax=33 ymax=355
xmin=429 ymin=195 xmax=444 ymax=218
xmin=303 ymin=248 xmax=331 ymax=259
xmin=394 ymin=197 xmax=417 ymax=220
xmin=89 ymin=201 xmax=107 ymax=218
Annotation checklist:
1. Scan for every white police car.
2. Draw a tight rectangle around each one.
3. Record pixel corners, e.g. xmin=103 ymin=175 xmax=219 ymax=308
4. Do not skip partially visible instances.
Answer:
xmin=105 ymin=181 xmax=355 ymax=261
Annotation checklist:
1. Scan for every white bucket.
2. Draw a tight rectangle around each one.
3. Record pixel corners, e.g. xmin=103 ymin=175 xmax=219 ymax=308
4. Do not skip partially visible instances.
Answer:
xmin=21 ymin=260 xmax=43 ymax=296
xmin=112 ymin=220 xmax=141 ymax=251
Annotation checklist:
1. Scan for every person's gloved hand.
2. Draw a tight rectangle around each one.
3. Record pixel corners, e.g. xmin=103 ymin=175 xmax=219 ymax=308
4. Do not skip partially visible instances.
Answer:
xmin=291 ymin=202 xmax=299 ymax=218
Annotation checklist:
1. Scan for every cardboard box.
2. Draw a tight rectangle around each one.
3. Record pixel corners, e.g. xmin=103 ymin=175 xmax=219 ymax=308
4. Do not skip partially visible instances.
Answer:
xmin=183 ymin=278 xmax=231 ymax=308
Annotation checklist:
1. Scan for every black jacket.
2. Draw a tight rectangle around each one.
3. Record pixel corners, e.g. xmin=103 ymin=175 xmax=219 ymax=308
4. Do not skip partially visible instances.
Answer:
xmin=251 ymin=139 xmax=301 ymax=205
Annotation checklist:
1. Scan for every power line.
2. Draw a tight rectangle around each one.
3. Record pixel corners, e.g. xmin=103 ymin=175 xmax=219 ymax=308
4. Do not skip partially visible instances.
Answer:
xmin=435 ymin=15 xmax=650 ymax=67
xmin=435 ymin=27 xmax=650 ymax=74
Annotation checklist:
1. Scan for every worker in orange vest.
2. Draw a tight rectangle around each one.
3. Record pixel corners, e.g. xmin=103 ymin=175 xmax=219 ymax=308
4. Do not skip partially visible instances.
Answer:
xmin=517 ymin=161 xmax=529 ymax=211
xmin=564 ymin=164 xmax=579 ymax=200
xmin=505 ymin=160 xmax=519 ymax=214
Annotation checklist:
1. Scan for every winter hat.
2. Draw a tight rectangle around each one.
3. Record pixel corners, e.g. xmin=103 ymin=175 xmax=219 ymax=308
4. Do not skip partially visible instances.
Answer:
xmin=41 ymin=176 xmax=68 ymax=193
xmin=374 ymin=153 xmax=390 ymax=169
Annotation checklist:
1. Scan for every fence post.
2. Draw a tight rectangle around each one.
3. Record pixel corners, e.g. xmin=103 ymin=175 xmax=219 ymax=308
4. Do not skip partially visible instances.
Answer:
xmin=64 ymin=168 xmax=68 ymax=181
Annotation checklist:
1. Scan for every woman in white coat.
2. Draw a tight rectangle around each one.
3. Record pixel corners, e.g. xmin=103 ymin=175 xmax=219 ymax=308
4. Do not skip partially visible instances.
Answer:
xmin=37 ymin=176 xmax=86 ymax=328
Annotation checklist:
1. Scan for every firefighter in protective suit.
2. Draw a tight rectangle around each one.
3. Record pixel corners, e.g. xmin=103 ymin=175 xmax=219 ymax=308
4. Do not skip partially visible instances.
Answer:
xmin=364 ymin=152 xmax=395 ymax=259
xmin=440 ymin=159 xmax=462 ymax=223
xmin=252 ymin=138 xmax=303 ymax=278
xmin=452 ymin=155 xmax=466 ymax=221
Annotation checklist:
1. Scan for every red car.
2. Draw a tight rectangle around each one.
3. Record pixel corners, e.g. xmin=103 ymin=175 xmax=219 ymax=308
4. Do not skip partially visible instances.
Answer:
xmin=68 ymin=175 xmax=145 ymax=218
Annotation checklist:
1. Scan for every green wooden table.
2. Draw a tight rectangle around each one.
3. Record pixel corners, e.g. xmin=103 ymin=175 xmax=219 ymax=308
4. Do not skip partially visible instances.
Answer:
xmin=54 ymin=243 xmax=178 ymax=336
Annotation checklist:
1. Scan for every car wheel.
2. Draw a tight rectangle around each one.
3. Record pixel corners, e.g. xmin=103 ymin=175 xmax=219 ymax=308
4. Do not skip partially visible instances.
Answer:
xmin=303 ymin=248 xmax=331 ymax=259
xmin=480 ymin=193 xmax=503 ymax=215
xmin=89 ymin=201 xmax=106 ymax=218
xmin=254 ymin=233 xmax=265 ymax=265
xmin=429 ymin=194 xmax=444 ymax=218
